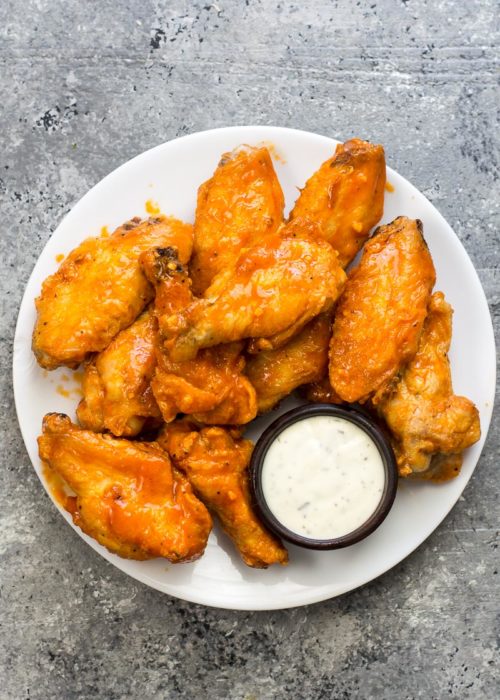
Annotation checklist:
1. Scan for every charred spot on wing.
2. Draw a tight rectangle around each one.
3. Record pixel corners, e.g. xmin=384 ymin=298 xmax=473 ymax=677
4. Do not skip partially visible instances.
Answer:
xmin=154 ymin=247 xmax=186 ymax=276
xmin=329 ymin=142 xmax=361 ymax=168
xmin=122 ymin=217 xmax=142 ymax=231
xmin=416 ymin=219 xmax=431 ymax=251
xmin=41 ymin=412 xmax=72 ymax=433
xmin=46 ymin=412 xmax=70 ymax=419
xmin=330 ymin=151 xmax=351 ymax=168
xmin=156 ymin=246 xmax=179 ymax=259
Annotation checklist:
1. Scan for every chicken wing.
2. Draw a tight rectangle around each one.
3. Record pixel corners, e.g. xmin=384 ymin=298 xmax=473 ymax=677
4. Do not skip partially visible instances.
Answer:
xmin=141 ymin=247 xmax=257 ymax=425
xmin=33 ymin=216 xmax=194 ymax=370
xmin=159 ymin=419 xmax=288 ymax=568
xmin=329 ymin=217 xmax=436 ymax=404
xmin=190 ymin=145 xmax=285 ymax=295
xmin=376 ymin=292 xmax=480 ymax=479
xmin=245 ymin=313 xmax=332 ymax=413
xmin=153 ymin=343 xmax=257 ymax=425
xmin=77 ymin=307 xmax=161 ymax=437
xmin=245 ymin=139 xmax=386 ymax=396
xmin=164 ymin=219 xmax=346 ymax=361
xmin=38 ymin=414 xmax=212 ymax=561
xmin=290 ymin=138 xmax=386 ymax=268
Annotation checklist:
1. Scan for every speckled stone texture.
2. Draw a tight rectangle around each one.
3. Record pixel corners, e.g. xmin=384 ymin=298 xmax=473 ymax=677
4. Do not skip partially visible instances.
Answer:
xmin=1 ymin=1 xmax=498 ymax=698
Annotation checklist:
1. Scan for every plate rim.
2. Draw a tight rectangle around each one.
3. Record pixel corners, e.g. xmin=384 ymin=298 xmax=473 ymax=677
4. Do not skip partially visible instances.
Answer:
xmin=13 ymin=125 xmax=497 ymax=611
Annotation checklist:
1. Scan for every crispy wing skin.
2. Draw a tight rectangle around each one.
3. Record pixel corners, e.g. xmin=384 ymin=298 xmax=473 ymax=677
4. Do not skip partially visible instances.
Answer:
xmin=77 ymin=361 xmax=105 ymax=433
xmin=38 ymin=414 xmax=212 ymax=561
xmin=302 ymin=377 xmax=343 ymax=404
xmin=33 ymin=216 xmax=193 ymax=370
xmin=290 ymin=138 xmax=386 ymax=267
xmin=159 ymin=420 xmax=288 ymax=568
xmin=190 ymin=145 xmax=285 ymax=294
xmin=77 ymin=307 xmax=161 ymax=437
xmin=164 ymin=220 xmax=346 ymax=361
xmin=414 ymin=453 xmax=464 ymax=483
xmin=376 ymin=292 xmax=480 ymax=479
xmin=141 ymin=248 xmax=257 ymax=425
xmin=153 ymin=342 xmax=257 ymax=425
xmin=329 ymin=217 xmax=436 ymax=404
xmin=246 ymin=313 xmax=332 ymax=413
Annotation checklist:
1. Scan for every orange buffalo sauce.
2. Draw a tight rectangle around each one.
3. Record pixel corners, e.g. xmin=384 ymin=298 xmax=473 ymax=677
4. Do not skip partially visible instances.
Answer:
xmin=71 ymin=369 xmax=85 ymax=397
xmin=41 ymin=463 xmax=73 ymax=510
xmin=56 ymin=370 xmax=84 ymax=398
xmin=258 ymin=141 xmax=286 ymax=164
xmin=385 ymin=181 xmax=395 ymax=193
xmin=103 ymin=456 xmax=181 ymax=547
xmin=145 ymin=199 xmax=161 ymax=216
xmin=55 ymin=253 xmax=65 ymax=263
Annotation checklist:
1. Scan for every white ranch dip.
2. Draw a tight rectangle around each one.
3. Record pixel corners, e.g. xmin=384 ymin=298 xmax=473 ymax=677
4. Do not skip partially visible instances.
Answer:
xmin=261 ymin=415 xmax=385 ymax=539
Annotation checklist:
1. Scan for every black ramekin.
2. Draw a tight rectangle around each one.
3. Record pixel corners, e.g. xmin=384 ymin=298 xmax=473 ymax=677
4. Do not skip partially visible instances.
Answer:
xmin=249 ymin=403 xmax=398 ymax=550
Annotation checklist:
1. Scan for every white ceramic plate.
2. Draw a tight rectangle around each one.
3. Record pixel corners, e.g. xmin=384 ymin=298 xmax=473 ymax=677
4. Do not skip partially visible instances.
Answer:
xmin=13 ymin=126 xmax=495 ymax=611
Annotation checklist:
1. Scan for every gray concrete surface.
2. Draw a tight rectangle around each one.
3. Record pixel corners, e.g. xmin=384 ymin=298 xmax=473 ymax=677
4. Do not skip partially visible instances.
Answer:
xmin=1 ymin=1 xmax=498 ymax=698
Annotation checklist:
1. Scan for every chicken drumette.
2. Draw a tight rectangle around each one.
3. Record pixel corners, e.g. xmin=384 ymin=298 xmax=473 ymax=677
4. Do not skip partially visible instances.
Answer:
xmin=376 ymin=292 xmax=480 ymax=480
xmin=245 ymin=313 xmax=332 ymax=413
xmin=141 ymin=247 xmax=257 ymax=425
xmin=77 ymin=307 xmax=161 ymax=437
xmin=159 ymin=419 xmax=288 ymax=568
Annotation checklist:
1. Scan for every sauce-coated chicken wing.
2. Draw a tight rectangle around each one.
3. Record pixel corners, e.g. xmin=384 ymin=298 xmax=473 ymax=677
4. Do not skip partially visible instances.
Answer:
xmin=329 ymin=217 xmax=436 ymax=404
xmin=77 ymin=307 xmax=161 ymax=437
xmin=246 ymin=139 xmax=386 ymax=403
xmin=141 ymin=248 xmax=257 ymax=425
xmin=376 ymin=292 xmax=480 ymax=479
xmin=33 ymin=216 xmax=193 ymax=370
xmin=190 ymin=145 xmax=285 ymax=295
xmin=159 ymin=419 xmax=288 ymax=568
xmin=153 ymin=342 xmax=257 ymax=425
xmin=246 ymin=313 xmax=332 ymax=413
xmin=290 ymin=138 xmax=386 ymax=268
xmin=38 ymin=414 xmax=212 ymax=561
xmin=164 ymin=220 xmax=346 ymax=361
